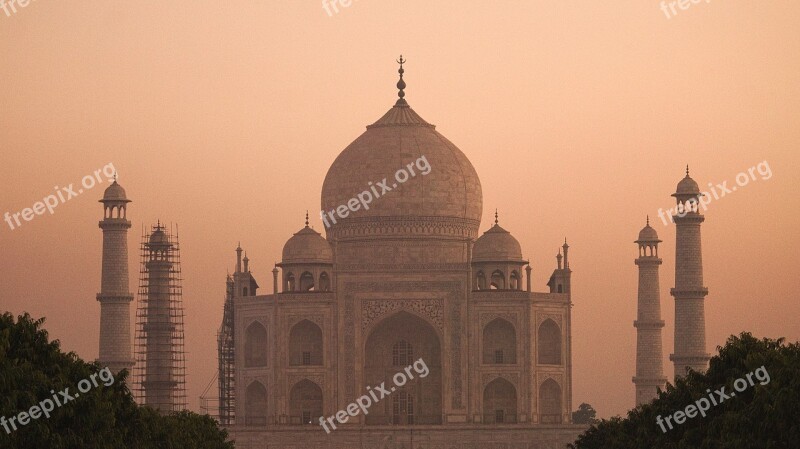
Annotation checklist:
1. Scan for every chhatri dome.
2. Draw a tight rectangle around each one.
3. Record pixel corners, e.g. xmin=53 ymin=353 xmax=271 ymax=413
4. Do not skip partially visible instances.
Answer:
xmin=101 ymin=178 xmax=130 ymax=203
xmin=473 ymin=211 xmax=525 ymax=263
xmin=635 ymin=216 xmax=661 ymax=243
xmin=321 ymin=56 xmax=483 ymax=236
xmin=674 ymin=165 xmax=701 ymax=196
xmin=282 ymin=213 xmax=333 ymax=264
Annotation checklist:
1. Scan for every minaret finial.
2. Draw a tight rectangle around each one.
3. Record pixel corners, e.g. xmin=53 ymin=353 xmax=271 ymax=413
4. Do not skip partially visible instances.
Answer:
xmin=305 ymin=210 xmax=309 ymax=227
xmin=395 ymin=55 xmax=407 ymax=106
xmin=494 ymin=209 xmax=498 ymax=225
xmin=112 ymin=171 xmax=118 ymax=183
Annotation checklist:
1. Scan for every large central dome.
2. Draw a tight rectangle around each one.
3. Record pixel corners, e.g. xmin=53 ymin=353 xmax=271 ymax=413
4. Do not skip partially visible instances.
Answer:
xmin=321 ymin=64 xmax=482 ymax=239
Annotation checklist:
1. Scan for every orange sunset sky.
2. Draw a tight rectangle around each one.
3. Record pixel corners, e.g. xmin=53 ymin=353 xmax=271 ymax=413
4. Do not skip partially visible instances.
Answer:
xmin=1 ymin=1 xmax=798 ymax=418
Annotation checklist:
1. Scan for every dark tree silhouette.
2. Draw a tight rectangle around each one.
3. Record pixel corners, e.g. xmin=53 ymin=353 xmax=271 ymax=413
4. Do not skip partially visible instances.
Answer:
xmin=0 ymin=312 xmax=234 ymax=449
xmin=571 ymin=332 xmax=800 ymax=449
xmin=572 ymin=403 xmax=599 ymax=425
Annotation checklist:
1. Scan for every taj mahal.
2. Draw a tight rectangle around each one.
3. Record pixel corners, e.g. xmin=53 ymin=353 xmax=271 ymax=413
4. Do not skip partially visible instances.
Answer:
xmin=94 ymin=59 xmax=711 ymax=449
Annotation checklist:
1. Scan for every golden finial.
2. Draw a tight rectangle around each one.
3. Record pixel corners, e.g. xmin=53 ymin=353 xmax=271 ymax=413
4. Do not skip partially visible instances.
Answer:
xmin=395 ymin=55 xmax=407 ymax=106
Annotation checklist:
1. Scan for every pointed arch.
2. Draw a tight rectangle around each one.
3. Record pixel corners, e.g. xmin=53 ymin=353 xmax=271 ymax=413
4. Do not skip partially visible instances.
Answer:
xmin=490 ymin=270 xmax=505 ymax=289
xmin=539 ymin=379 xmax=562 ymax=424
xmin=483 ymin=378 xmax=517 ymax=423
xmin=244 ymin=321 xmax=268 ymax=367
xmin=364 ymin=311 xmax=442 ymax=425
xmin=245 ymin=381 xmax=267 ymax=426
xmin=318 ymin=272 xmax=330 ymax=292
xmin=299 ymin=271 xmax=314 ymax=291
xmin=289 ymin=379 xmax=322 ymax=425
xmin=538 ymin=319 xmax=562 ymax=365
xmin=482 ymin=318 xmax=516 ymax=364
xmin=289 ymin=319 xmax=323 ymax=366
xmin=476 ymin=271 xmax=487 ymax=290
xmin=285 ymin=272 xmax=296 ymax=292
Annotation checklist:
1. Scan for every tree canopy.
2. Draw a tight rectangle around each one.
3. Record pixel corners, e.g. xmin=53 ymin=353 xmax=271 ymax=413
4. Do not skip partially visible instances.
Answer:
xmin=0 ymin=312 xmax=235 ymax=449
xmin=572 ymin=403 xmax=599 ymax=425
xmin=571 ymin=332 xmax=800 ymax=449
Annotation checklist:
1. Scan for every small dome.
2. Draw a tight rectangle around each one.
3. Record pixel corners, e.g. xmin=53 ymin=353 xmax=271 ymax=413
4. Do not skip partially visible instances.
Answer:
xmin=473 ymin=223 xmax=524 ymax=263
xmin=674 ymin=167 xmax=701 ymax=196
xmin=637 ymin=224 xmax=660 ymax=242
xmin=101 ymin=180 xmax=130 ymax=202
xmin=148 ymin=228 xmax=170 ymax=246
xmin=282 ymin=226 xmax=333 ymax=264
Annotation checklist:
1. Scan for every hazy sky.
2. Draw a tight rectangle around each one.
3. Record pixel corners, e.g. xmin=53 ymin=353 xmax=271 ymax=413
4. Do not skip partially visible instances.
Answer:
xmin=1 ymin=1 xmax=798 ymax=419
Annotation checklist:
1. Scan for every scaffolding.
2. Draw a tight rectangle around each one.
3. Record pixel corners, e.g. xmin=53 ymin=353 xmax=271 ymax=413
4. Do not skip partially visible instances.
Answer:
xmin=133 ymin=222 xmax=187 ymax=413
xmin=200 ymin=371 xmax=220 ymax=421
xmin=217 ymin=275 xmax=236 ymax=425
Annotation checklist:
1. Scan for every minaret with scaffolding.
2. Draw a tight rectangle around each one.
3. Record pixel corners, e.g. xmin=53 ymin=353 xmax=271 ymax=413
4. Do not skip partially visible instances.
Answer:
xmin=214 ymin=243 xmax=258 ymax=425
xmin=134 ymin=222 xmax=187 ymax=413
xmin=213 ymin=273 xmax=236 ymax=425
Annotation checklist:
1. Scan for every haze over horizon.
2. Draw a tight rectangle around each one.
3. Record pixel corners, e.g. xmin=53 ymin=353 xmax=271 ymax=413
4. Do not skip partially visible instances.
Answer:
xmin=1 ymin=0 xmax=798 ymax=419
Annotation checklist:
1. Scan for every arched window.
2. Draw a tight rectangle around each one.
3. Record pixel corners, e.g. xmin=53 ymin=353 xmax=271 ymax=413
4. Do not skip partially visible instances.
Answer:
xmin=539 ymin=379 xmax=562 ymax=424
xmin=483 ymin=378 xmax=517 ymax=423
xmin=364 ymin=312 xmax=442 ymax=425
xmin=244 ymin=322 xmax=268 ymax=367
xmin=285 ymin=273 xmax=296 ymax=292
xmin=557 ymin=284 xmax=563 ymax=293
xmin=319 ymin=272 xmax=330 ymax=292
xmin=510 ymin=271 xmax=520 ymax=290
xmin=392 ymin=340 xmax=414 ymax=366
xmin=482 ymin=318 xmax=516 ymax=364
xmin=245 ymin=381 xmax=267 ymax=426
xmin=490 ymin=270 xmax=505 ymax=290
xmin=476 ymin=271 xmax=486 ymax=290
xmin=289 ymin=320 xmax=323 ymax=366
xmin=300 ymin=272 xmax=314 ymax=291
xmin=289 ymin=379 xmax=323 ymax=425
xmin=392 ymin=391 xmax=414 ymax=425
xmin=537 ymin=319 xmax=561 ymax=365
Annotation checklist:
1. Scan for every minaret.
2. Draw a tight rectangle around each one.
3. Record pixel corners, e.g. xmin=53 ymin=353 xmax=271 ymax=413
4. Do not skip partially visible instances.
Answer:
xmin=670 ymin=167 xmax=710 ymax=379
xmin=97 ymin=178 xmax=135 ymax=375
xmin=633 ymin=217 xmax=667 ymax=405
xmin=135 ymin=223 xmax=187 ymax=412
xmin=547 ymin=240 xmax=572 ymax=294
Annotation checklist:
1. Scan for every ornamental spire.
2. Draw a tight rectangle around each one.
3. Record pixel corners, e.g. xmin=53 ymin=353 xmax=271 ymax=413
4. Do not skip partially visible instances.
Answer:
xmin=395 ymin=55 xmax=408 ymax=107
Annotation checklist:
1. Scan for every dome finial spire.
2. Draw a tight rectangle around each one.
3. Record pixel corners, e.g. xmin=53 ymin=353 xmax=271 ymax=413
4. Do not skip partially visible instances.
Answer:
xmin=494 ymin=209 xmax=499 ymax=225
xmin=305 ymin=210 xmax=309 ymax=227
xmin=395 ymin=55 xmax=408 ymax=107
xmin=686 ymin=164 xmax=690 ymax=176
xmin=647 ymin=215 xmax=650 ymax=226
